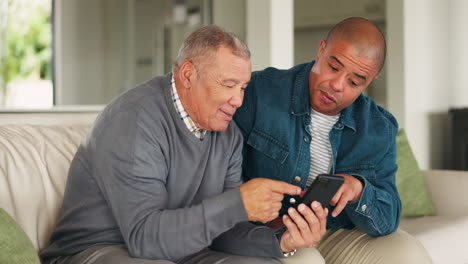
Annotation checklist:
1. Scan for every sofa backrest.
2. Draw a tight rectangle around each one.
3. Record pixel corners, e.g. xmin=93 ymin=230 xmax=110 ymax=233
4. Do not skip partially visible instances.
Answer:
xmin=0 ymin=124 xmax=90 ymax=251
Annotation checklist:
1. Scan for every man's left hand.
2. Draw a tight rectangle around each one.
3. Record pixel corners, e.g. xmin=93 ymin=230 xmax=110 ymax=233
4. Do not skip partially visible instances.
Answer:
xmin=329 ymin=174 xmax=363 ymax=217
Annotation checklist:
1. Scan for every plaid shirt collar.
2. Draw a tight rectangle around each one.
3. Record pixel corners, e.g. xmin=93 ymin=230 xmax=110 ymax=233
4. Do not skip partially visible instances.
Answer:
xmin=171 ymin=75 xmax=206 ymax=139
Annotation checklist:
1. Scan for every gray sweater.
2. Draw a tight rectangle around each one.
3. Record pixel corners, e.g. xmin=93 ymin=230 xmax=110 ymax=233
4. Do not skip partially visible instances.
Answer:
xmin=41 ymin=74 xmax=249 ymax=262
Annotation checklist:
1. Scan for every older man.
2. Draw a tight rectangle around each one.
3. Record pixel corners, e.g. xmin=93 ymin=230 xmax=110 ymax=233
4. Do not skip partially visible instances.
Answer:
xmin=40 ymin=26 xmax=308 ymax=264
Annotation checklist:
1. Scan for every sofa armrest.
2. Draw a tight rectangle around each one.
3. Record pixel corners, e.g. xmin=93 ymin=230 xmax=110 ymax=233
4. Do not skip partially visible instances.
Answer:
xmin=422 ymin=170 xmax=468 ymax=216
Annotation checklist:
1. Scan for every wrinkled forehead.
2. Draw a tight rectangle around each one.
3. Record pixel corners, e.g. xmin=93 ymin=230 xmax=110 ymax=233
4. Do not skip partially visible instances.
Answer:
xmin=198 ymin=50 xmax=251 ymax=80
xmin=323 ymin=44 xmax=380 ymax=80
xmin=329 ymin=32 xmax=385 ymax=72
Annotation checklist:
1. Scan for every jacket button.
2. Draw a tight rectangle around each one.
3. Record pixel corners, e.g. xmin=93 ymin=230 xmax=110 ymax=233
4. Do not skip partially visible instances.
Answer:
xmin=289 ymin=198 xmax=296 ymax=204
xmin=294 ymin=176 xmax=301 ymax=183
xmin=361 ymin=204 xmax=367 ymax=212
xmin=304 ymin=136 xmax=309 ymax=142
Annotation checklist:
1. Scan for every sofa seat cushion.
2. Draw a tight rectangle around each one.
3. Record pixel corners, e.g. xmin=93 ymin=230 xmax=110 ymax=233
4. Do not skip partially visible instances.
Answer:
xmin=400 ymin=215 xmax=468 ymax=264
xmin=0 ymin=125 xmax=89 ymax=251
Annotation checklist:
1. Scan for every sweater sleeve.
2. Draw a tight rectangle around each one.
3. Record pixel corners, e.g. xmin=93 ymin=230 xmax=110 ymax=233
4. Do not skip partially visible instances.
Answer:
xmin=223 ymin=124 xmax=245 ymax=191
xmin=92 ymin=110 xmax=248 ymax=261
xmin=210 ymin=222 xmax=285 ymax=258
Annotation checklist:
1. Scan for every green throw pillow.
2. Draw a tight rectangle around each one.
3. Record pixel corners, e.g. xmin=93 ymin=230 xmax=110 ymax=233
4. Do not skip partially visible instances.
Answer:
xmin=396 ymin=129 xmax=436 ymax=218
xmin=0 ymin=208 xmax=40 ymax=264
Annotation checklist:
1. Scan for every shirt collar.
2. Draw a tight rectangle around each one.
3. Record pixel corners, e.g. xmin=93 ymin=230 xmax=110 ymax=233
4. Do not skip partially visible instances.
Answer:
xmin=338 ymin=95 xmax=358 ymax=132
xmin=290 ymin=61 xmax=314 ymax=116
xmin=171 ymin=75 xmax=207 ymax=139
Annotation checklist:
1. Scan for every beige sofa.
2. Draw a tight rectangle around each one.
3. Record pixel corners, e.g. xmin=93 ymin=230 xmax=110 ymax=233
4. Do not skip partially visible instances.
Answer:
xmin=399 ymin=170 xmax=468 ymax=263
xmin=1 ymin=112 xmax=467 ymax=264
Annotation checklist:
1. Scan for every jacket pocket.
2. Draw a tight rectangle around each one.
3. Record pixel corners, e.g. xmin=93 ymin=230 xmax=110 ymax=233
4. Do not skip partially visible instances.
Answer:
xmin=243 ymin=129 xmax=289 ymax=180
xmin=335 ymin=165 xmax=376 ymax=181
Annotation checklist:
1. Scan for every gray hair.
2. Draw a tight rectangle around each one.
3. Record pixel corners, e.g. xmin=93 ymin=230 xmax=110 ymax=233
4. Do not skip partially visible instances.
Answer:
xmin=173 ymin=25 xmax=250 ymax=73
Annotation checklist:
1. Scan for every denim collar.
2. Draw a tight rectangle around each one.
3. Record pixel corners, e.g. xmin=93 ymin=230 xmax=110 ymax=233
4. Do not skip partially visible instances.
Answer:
xmin=339 ymin=98 xmax=357 ymax=132
xmin=290 ymin=61 xmax=314 ymax=116
xmin=290 ymin=60 xmax=357 ymax=132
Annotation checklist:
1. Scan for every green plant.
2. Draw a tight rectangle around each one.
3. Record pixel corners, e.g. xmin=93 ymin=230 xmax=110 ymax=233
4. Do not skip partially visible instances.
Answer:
xmin=0 ymin=0 xmax=51 ymax=100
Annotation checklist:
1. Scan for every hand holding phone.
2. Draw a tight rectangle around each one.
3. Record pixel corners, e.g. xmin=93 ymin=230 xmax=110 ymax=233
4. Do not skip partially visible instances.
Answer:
xmin=300 ymin=174 xmax=344 ymax=209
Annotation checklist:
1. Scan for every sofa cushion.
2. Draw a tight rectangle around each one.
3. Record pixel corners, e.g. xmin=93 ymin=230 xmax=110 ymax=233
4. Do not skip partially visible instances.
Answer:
xmin=0 ymin=208 xmax=40 ymax=264
xmin=400 ymin=215 xmax=468 ymax=264
xmin=396 ymin=129 xmax=435 ymax=218
xmin=422 ymin=170 xmax=468 ymax=216
xmin=0 ymin=125 xmax=89 ymax=251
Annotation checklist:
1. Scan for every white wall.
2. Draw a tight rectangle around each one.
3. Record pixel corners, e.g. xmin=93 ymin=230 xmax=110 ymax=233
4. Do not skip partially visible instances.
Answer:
xmin=212 ymin=0 xmax=246 ymax=41
xmin=105 ymin=0 xmax=127 ymax=100
xmin=386 ymin=0 xmax=468 ymax=169
xmin=386 ymin=0 xmax=405 ymax=127
xmin=404 ymin=0 xmax=450 ymax=170
xmin=294 ymin=28 xmax=326 ymax=65
xmin=133 ymin=0 xmax=156 ymax=84
xmin=55 ymin=0 xmax=105 ymax=105
xmin=55 ymin=0 xmax=224 ymax=106
xmin=247 ymin=0 xmax=293 ymax=71
xmin=449 ymin=0 xmax=468 ymax=108
xmin=55 ymin=0 xmax=126 ymax=105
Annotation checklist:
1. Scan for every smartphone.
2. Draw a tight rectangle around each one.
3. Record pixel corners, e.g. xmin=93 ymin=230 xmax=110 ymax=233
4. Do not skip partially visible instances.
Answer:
xmin=299 ymin=174 xmax=344 ymax=209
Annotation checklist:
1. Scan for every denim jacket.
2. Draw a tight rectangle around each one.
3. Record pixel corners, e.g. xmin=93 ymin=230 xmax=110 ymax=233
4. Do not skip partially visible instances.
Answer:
xmin=234 ymin=61 xmax=401 ymax=237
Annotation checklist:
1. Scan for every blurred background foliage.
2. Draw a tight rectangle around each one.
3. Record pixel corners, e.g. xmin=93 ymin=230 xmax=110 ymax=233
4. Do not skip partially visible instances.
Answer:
xmin=0 ymin=0 xmax=51 ymax=101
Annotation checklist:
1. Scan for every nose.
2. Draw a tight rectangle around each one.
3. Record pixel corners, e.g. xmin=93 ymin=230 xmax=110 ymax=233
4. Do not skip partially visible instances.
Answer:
xmin=330 ymin=74 xmax=345 ymax=92
xmin=229 ymin=89 xmax=244 ymax=108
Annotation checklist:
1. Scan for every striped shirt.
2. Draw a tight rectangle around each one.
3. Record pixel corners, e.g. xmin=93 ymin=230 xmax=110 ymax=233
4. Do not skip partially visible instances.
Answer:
xmin=171 ymin=75 xmax=206 ymax=139
xmin=307 ymin=109 xmax=340 ymax=186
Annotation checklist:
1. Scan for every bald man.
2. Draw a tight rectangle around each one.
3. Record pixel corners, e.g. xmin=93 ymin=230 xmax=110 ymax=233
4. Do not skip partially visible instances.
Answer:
xmin=210 ymin=17 xmax=432 ymax=263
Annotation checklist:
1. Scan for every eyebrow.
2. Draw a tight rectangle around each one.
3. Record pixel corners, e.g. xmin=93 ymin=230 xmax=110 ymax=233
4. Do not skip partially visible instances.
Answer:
xmin=222 ymin=79 xmax=250 ymax=86
xmin=222 ymin=79 xmax=239 ymax=83
xmin=330 ymin=56 xmax=367 ymax=82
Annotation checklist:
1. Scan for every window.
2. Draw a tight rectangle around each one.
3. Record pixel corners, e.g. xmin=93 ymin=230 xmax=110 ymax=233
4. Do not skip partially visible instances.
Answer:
xmin=0 ymin=0 xmax=53 ymax=108
xmin=1 ymin=0 xmax=215 ymax=108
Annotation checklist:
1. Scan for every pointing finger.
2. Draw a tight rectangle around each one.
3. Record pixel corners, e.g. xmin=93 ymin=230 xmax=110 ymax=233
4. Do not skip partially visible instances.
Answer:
xmin=268 ymin=180 xmax=301 ymax=196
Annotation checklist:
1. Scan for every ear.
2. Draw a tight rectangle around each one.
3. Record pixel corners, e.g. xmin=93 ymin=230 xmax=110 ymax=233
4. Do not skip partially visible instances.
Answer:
xmin=319 ymin=39 xmax=326 ymax=51
xmin=316 ymin=39 xmax=327 ymax=59
xmin=177 ymin=61 xmax=196 ymax=89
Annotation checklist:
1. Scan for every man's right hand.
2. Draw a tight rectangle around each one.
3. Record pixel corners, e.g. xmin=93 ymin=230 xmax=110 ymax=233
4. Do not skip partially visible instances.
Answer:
xmin=280 ymin=201 xmax=328 ymax=253
xmin=239 ymin=178 xmax=301 ymax=223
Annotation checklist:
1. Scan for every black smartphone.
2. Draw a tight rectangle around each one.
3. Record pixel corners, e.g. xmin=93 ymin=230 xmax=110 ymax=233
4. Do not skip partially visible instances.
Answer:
xmin=299 ymin=174 xmax=344 ymax=209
